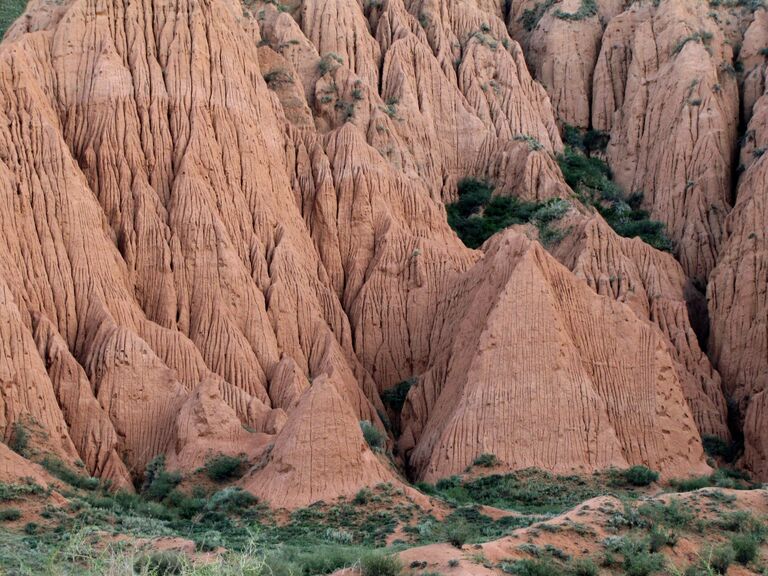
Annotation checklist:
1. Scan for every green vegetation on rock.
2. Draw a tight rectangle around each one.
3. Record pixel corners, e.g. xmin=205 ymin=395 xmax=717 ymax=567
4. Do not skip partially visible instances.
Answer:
xmin=0 ymin=0 xmax=27 ymax=39
xmin=447 ymin=178 xmax=569 ymax=249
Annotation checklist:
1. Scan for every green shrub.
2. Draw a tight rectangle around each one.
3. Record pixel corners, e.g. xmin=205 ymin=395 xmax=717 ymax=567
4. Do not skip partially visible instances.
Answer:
xmin=672 ymin=469 xmax=754 ymax=492
xmin=353 ymin=487 xmax=373 ymax=505
xmin=41 ymin=456 xmax=99 ymax=490
xmin=623 ymin=550 xmax=665 ymax=576
xmin=360 ymin=421 xmax=385 ymax=452
xmin=709 ymin=544 xmax=734 ymax=575
xmin=520 ymin=0 xmax=556 ymax=31
xmin=164 ymin=489 xmax=206 ymax=519
xmin=500 ymin=558 xmax=561 ymax=576
xmin=134 ymin=551 xmax=186 ymax=575
xmin=671 ymin=475 xmax=713 ymax=492
xmin=0 ymin=482 xmax=44 ymax=502
xmin=566 ymin=558 xmax=598 ymax=576
xmin=555 ymin=0 xmax=597 ymax=21
xmin=361 ymin=553 xmax=402 ymax=576
xmin=620 ymin=539 xmax=666 ymax=576
xmin=639 ymin=500 xmax=694 ymax=529
xmin=447 ymin=178 xmax=569 ymax=249
xmin=557 ymin=147 xmax=672 ymax=251
xmin=444 ymin=520 xmax=473 ymax=548
xmin=701 ymin=435 xmax=738 ymax=462
xmin=730 ymin=533 xmax=759 ymax=565
xmin=621 ymin=466 xmax=659 ymax=487
xmin=207 ymin=487 xmax=257 ymax=513
xmin=564 ymin=125 xmax=610 ymax=152
xmin=648 ymin=527 xmax=677 ymax=552
xmin=318 ymin=53 xmax=344 ymax=75
xmin=23 ymin=522 xmax=38 ymax=534
xmin=204 ymin=454 xmax=245 ymax=482
xmin=473 ymin=453 xmax=499 ymax=468
xmin=0 ymin=508 xmax=21 ymax=521
xmin=142 ymin=455 xmax=182 ymax=501
xmin=9 ymin=422 xmax=29 ymax=457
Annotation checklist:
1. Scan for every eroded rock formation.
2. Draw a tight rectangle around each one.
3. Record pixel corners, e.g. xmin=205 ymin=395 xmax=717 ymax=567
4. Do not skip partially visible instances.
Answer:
xmin=0 ymin=0 xmax=766 ymax=503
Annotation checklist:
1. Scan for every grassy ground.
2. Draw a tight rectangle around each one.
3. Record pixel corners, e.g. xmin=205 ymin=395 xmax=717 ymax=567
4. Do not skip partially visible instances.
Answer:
xmin=0 ymin=451 xmax=762 ymax=574
xmin=0 ymin=0 xmax=27 ymax=39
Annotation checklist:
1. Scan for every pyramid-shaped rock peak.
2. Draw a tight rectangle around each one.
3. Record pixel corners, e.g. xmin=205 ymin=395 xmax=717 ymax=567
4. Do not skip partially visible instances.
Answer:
xmin=402 ymin=231 xmax=710 ymax=482
xmin=0 ymin=0 xmax=765 ymax=501
xmin=167 ymin=378 xmax=276 ymax=473
xmin=242 ymin=375 xmax=399 ymax=508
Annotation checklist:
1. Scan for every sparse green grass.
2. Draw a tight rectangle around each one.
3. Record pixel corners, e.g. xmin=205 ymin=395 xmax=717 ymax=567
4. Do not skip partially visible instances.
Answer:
xmin=557 ymin=147 xmax=673 ymax=251
xmin=41 ymin=456 xmax=99 ymax=491
xmin=418 ymin=468 xmax=639 ymax=515
xmin=0 ymin=0 xmax=27 ymax=40
xmin=447 ymin=178 xmax=569 ymax=249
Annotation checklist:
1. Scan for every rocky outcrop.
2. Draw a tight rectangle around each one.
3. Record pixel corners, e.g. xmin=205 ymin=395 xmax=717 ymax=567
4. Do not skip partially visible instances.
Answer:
xmin=592 ymin=0 xmax=739 ymax=284
xmin=508 ymin=0 xmax=628 ymax=128
xmin=708 ymin=74 xmax=768 ymax=478
xmin=167 ymin=378 xmax=275 ymax=473
xmin=0 ymin=0 xmax=763 ymax=499
xmin=740 ymin=9 xmax=768 ymax=124
xmin=552 ymin=213 xmax=730 ymax=441
xmin=400 ymin=230 xmax=709 ymax=482
xmin=242 ymin=376 xmax=399 ymax=508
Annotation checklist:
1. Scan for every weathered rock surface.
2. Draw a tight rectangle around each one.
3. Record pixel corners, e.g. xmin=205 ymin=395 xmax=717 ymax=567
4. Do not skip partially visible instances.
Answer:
xmin=242 ymin=376 xmax=399 ymax=508
xmin=592 ymin=0 xmax=739 ymax=284
xmin=709 ymin=71 xmax=768 ymax=478
xmin=552 ymin=213 xmax=730 ymax=441
xmin=400 ymin=230 xmax=709 ymax=482
xmin=508 ymin=0 xmax=628 ymax=129
xmin=0 ymin=0 xmax=765 ymax=501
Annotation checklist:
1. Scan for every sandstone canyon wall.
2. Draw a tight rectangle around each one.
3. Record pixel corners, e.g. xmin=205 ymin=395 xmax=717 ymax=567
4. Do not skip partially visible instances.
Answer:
xmin=0 ymin=0 xmax=765 ymax=507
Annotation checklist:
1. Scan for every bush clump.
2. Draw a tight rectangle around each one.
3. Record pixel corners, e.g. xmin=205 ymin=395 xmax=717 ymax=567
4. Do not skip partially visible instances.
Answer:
xmin=701 ymin=435 xmax=739 ymax=462
xmin=0 ymin=508 xmax=21 ymax=522
xmin=204 ymin=454 xmax=245 ymax=482
xmin=142 ymin=455 xmax=182 ymax=501
xmin=41 ymin=456 xmax=99 ymax=490
xmin=361 ymin=553 xmax=402 ymax=576
xmin=444 ymin=520 xmax=473 ymax=548
xmin=566 ymin=558 xmax=598 ymax=576
xmin=207 ymin=486 xmax=258 ymax=514
xmin=620 ymin=465 xmax=659 ymax=487
xmin=9 ymin=422 xmax=29 ymax=457
xmin=500 ymin=558 xmax=560 ymax=576
xmin=620 ymin=539 xmax=666 ymax=576
xmin=731 ymin=533 xmax=759 ymax=565
xmin=360 ymin=421 xmax=385 ymax=453
xmin=447 ymin=178 xmax=569 ymax=249
xmin=134 ymin=551 xmax=186 ymax=575
xmin=708 ymin=544 xmax=735 ymax=574
xmin=381 ymin=378 xmax=416 ymax=413
xmin=557 ymin=147 xmax=673 ymax=251
xmin=473 ymin=453 xmax=499 ymax=468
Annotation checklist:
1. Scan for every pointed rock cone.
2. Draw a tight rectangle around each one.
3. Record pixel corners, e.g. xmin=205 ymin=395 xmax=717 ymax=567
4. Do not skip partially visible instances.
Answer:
xmin=242 ymin=374 xmax=398 ymax=508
